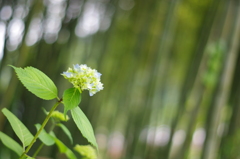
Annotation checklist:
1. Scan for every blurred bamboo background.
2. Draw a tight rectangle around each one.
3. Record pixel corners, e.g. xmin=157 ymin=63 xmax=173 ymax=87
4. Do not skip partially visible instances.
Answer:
xmin=0 ymin=0 xmax=240 ymax=158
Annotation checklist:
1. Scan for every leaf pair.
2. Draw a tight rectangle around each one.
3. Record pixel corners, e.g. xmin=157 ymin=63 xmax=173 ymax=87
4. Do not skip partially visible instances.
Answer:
xmin=0 ymin=108 xmax=34 ymax=156
xmin=0 ymin=132 xmax=35 ymax=159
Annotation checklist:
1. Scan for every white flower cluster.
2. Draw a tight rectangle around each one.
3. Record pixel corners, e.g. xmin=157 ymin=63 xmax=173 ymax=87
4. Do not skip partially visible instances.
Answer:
xmin=62 ymin=64 xmax=103 ymax=96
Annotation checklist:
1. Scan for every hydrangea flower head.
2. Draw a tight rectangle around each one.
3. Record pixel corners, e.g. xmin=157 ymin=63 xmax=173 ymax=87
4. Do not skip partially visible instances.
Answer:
xmin=62 ymin=64 xmax=103 ymax=96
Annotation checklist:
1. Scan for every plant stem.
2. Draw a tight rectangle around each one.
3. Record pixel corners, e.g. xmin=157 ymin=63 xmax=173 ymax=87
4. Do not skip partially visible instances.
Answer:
xmin=32 ymin=121 xmax=57 ymax=158
xmin=19 ymin=100 xmax=61 ymax=159
xmin=32 ymin=143 xmax=44 ymax=158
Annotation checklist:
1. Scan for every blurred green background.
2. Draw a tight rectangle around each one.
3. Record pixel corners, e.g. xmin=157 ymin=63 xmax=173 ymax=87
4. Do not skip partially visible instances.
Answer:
xmin=0 ymin=0 xmax=240 ymax=158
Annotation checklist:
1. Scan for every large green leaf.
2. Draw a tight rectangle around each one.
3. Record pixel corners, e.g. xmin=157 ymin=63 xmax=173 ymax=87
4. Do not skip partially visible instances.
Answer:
xmin=71 ymin=107 xmax=98 ymax=150
xmin=10 ymin=65 xmax=58 ymax=100
xmin=0 ymin=131 xmax=23 ymax=156
xmin=63 ymin=88 xmax=81 ymax=115
xmin=35 ymin=124 xmax=55 ymax=146
xmin=57 ymin=123 xmax=73 ymax=144
xmin=2 ymin=108 xmax=34 ymax=147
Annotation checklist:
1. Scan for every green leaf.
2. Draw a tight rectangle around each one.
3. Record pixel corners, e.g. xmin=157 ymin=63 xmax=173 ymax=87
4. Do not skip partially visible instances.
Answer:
xmin=0 ymin=131 xmax=23 ymax=156
xmin=41 ymin=107 xmax=48 ymax=115
xmin=48 ymin=132 xmax=76 ymax=159
xmin=57 ymin=123 xmax=73 ymax=144
xmin=49 ymin=131 xmax=56 ymax=137
xmin=10 ymin=65 xmax=58 ymax=100
xmin=71 ymin=107 xmax=98 ymax=150
xmin=2 ymin=108 xmax=34 ymax=147
xmin=74 ymin=144 xmax=97 ymax=159
xmin=63 ymin=88 xmax=81 ymax=115
xmin=35 ymin=124 xmax=55 ymax=146
xmin=53 ymin=136 xmax=77 ymax=159
xmin=21 ymin=155 xmax=35 ymax=159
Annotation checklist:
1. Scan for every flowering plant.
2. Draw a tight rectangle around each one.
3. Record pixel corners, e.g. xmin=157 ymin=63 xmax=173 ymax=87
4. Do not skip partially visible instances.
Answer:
xmin=62 ymin=64 xmax=103 ymax=96
xmin=0 ymin=64 xmax=102 ymax=159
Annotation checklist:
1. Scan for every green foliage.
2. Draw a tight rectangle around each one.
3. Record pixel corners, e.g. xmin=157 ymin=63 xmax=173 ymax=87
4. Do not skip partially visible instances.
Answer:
xmin=42 ymin=108 xmax=70 ymax=122
xmin=57 ymin=123 xmax=73 ymax=144
xmin=71 ymin=107 xmax=98 ymax=150
xmin=53 ymin=135 xmax=77 ymax=159
xmin=2 ymin=108 xmax=34 ymax=148
xmin=2 ymin=65 xmax=100 ymax=158
xmin=74 ymin=145 xmax=97 ymax=159
xmin=51 ymin=110 xmax=70 ymax=122
xmin=63 ymin=87 xmax=81 ymax=115
xmin=0 ymin=132 xmax=23 ymax=156
xmin=35 ymin=124 xmax=55 ymax=146
xmin=10 ymin=66 xmax=58 ymax=100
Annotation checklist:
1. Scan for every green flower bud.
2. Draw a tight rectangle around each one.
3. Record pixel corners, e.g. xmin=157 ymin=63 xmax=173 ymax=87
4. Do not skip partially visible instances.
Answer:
xmin=74 ymin=145 xmax=97 ymax=159
xmin=51 ymin=110 xmax=69 ymax=122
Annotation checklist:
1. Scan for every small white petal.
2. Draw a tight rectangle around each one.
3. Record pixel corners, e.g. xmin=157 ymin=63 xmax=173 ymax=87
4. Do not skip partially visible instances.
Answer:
xmin=89 ymin=92 xmax=94 ymax=96
xmin=87 ymin=83 xmax=93 ymax=89
xmin=80 ymin=64 xmax=87 ymax=70
xmin=63 ymin=72 xmax=72 ymax=78
xmin=73 ymin=64 xmax=80 ymax=71
xmin=95 ymin=72 xmax=102 ymax=78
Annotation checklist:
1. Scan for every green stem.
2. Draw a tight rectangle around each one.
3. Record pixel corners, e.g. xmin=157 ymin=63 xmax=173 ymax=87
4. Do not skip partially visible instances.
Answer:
xmin=19 ymin=100 xmax=61 ymax=159
xmin=32 ymin=121 xmax=57 ymax=158
xmin=32 ymin=143 xmax=44 ymax=158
